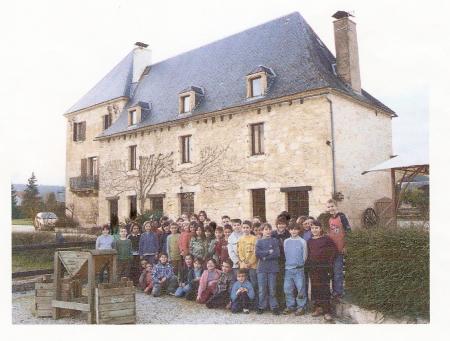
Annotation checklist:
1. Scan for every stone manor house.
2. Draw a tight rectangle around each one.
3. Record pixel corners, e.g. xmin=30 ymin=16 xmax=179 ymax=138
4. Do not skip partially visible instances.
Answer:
xmin=65 ymin=11 xmax=395 ymax=227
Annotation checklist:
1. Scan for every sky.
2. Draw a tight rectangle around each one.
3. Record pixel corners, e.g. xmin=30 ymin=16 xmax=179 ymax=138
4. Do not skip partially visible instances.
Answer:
xmin=1 ymin=0 xmax=432 ymax=186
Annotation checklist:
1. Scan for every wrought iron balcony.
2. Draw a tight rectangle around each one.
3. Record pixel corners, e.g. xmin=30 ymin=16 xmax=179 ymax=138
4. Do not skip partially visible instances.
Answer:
xmin=69 ymin=175 xmax=99 ymax=192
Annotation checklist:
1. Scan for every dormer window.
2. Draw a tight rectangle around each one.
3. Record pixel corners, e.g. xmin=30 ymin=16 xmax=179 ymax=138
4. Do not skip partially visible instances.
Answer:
xmin=179 ymin=86 xmax=204 ymax=115
xmin=129 ymin=110 xmax=137 ymax=125
xmin=181 ymin=95 xmax=191 ymax=113
xmin=250 ymin=77 xmax=263 ymax=97
xmin=246 ymin=65 xmax=275 ymax=99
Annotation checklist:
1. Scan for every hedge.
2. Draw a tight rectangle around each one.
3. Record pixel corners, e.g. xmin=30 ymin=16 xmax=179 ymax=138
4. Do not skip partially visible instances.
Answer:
xmin=345 ymin=228 xmax=429 ymax=319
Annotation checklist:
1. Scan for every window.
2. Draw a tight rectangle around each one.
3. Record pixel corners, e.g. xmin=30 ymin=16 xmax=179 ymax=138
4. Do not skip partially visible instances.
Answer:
xmin=129 ymin=145 xmax=137 ymax=170
xmin=287 ymin=190 xmax=309 ymax=218
xmin=181 ymin=135 xmax=191 ymax=163
xmin=181 ymin=95 xmax=190 ymax=113
xmin=150 ymin=196 xmax=164 ymax=211
xmin=129 ymin=110 xmax=137 ymax=126
xmin=251 ymin=123 xmax=264 ymax=155
xmin=250 ymin=76 xmax=263 ymax=97
xmin=73 ymin=121 xmax=86 ymax=141
xmin=129 ymin=195 xmax=137 ymax=220
xmin=103 ymin=114 xmax=112 ymax=130
xmin=179 ymin=192 xmax=195 ymax=215
xmin=252 ymin=188 xmax=266 ymax=222
xmin=88 ymin=156 xmax=98 ymax=176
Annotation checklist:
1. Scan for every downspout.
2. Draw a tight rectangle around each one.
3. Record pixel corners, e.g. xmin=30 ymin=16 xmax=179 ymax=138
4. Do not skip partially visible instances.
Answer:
xmin=326 ymin=96 xmax=337 ymax=194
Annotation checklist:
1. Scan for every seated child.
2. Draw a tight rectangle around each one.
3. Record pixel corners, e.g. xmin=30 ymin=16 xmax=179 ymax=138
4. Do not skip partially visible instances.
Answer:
xmin=230 ymin=269 xmax=255 ymax=314
xmin=175 ymin=254 xmax=195 ymax=298
xmin=185 ymin=257 xmax=204 ymax=300
xmin=151 ymin=253 xmax=178 ymax=297
xmin=142 ymin=263 xmax=153 ymax=294
xmin=206 ymin=259 xmax=235 ymax=309
xmin=139 ymin=259 xmax=148 ymax=290
xmin=196 ymin=259 xmax=221 ymax=304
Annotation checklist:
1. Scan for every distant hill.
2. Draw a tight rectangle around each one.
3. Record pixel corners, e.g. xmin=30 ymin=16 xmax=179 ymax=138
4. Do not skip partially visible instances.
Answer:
xmin=13 ymin=184 xmax=65 ymax=205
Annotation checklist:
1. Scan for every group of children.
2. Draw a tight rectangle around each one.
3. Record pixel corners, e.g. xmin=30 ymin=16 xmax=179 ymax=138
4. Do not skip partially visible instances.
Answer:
xmin=96 ymin=200 xmax=350 ymax=322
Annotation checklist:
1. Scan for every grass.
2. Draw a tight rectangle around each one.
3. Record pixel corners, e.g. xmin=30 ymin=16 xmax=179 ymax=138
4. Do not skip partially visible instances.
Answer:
xmin=12 ymin=250 xmax=54 ymax=272
xmin=12 ymin=218 xmax=33 ymax=225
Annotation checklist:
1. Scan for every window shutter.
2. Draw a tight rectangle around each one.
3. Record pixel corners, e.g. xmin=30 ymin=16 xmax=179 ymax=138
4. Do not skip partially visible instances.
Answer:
xmin=81 ymin=122 xmax=86 ymax=140
xmin=80 ymin=158 xmax=87 ymax=178
xmin=73 ymin=123 xmax=77 ymax=141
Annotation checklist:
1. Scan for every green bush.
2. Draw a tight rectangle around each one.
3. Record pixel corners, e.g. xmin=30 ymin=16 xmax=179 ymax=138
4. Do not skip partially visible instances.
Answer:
xmin=346 ymin=228 xmax=429 ymax=319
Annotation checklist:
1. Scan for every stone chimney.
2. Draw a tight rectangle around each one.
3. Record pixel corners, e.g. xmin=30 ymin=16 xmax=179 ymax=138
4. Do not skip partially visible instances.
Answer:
xmin=132 ymin=42 xmax=152 ymax=83
xmin=332 ymin=11 xmax=361 ymax=94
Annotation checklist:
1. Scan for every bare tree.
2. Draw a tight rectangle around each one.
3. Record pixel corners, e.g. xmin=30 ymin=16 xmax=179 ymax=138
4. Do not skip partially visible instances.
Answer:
xmin=100 ymin=152 xmax=174 ymax=214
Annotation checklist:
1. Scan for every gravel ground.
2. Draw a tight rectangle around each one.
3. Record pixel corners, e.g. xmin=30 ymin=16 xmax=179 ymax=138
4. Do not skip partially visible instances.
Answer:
xmin=13 ymin=290 xmax=348 ymax=324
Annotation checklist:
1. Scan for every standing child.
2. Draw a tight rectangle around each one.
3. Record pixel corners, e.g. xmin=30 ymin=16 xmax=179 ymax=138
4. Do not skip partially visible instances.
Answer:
xmin=283 ymin=223 xmax=308 ymax=315
xmin=175 ymin=254 xmax=195 ymax=298
xmin=139 ymin=221 xmax=160 ymax=265
xmin=178 ymin=221 xmax=193 ymax=260
xmin=205 ymin=259 xmax=235 ymax=309
xmin=159 ymin=222 xmax=171 ymax=257
xmin=196 ymin=259 xmax=221 ymax=304
xmin=326 ymin=199 xmax=351 ymax=299
xmin=127 ymin=223 xmax=141 ymax=285
xmin=139 ymin=259 xmax=149 ymax=290
xmin=228 ymin=219 xmax=243 ymax=277
xmin=237 ymin=220 xmax=258 ymax=297
xmin=114 ymin=227 xmax=133 ymax=279
xmin=255 ymin=223 xmax=280 ymax=315
xmin=151 ymin=253 xmax=178 ymax=297
xmin=204 ymin=226 xmax=216 ymax=261
xmin=166 ymin=223 xmax=181 ymax=276
xmin=213 ymin=226 xmax=226 ymax=266
xmin=190 ymin=225 xmax=208 ymax=260
xmin=271 ymin=215 xmax=291 ymax=309
xmin=230 ymin=269 xmax=255 ymax=314
xmin=306 ymin=220 xmax=337 ymax=322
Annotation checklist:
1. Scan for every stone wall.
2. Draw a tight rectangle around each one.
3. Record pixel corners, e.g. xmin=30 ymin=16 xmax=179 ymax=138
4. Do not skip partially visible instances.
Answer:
xmin=331 ymin=93 xmax=393 ymax=227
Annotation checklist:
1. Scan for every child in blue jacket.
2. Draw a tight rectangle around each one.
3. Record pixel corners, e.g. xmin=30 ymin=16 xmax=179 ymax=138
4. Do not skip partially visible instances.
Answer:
xmin=139 ymin=221 xmax=160 ymax=264
xmin=230 ymin=269 xmax=255 ymax=313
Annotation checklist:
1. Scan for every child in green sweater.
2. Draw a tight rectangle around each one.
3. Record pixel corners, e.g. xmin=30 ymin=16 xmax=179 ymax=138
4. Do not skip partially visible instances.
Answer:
xmin=114 ymin=227 xmax=133 ymax=279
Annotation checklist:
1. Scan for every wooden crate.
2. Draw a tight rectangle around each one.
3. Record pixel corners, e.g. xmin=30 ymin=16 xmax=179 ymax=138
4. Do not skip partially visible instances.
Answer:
xmin=95 ymin=280 xmax=136 ymax=324
xmin=34 ymin=275 xmax=53 ymax=317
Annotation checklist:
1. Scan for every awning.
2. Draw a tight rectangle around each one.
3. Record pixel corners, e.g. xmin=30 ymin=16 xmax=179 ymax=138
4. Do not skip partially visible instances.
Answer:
xmin=362 ymin=153 xmax=429 ymax=175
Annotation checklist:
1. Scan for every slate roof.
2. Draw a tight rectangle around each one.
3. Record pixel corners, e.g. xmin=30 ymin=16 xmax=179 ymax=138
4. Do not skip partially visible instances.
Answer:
xmin=65 ymin=12 xmax=394 ymax=137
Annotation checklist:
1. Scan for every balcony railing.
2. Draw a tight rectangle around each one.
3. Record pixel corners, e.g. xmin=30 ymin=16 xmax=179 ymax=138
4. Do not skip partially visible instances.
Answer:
xmin=69 ymin=175 xmax=99 ymax=192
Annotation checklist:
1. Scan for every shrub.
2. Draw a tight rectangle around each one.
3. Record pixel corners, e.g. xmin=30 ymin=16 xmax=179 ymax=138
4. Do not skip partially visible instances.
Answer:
xmin=131 ymin=209 xmax=164 ymax=226
xmin=346 ymin=228 xmax=429 ymax=319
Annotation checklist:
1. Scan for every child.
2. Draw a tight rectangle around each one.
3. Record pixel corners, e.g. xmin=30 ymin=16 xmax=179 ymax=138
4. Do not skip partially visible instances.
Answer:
xmin=230 ymin=269 xmax=255 ymax=314
xmin=190 ymin=225 xmax=208 ymax=260
xmin=198 ymin=210 xmax=208 ymax=225
xmin=114 ymin=227 xmax=133 ymax=279
xmin=142 ymin=263 xmax=153 ymax=294
xmin=283 ymin=223 xmax=308 ymax=315
xmin=139 ymin=259 xmax=149 ymax=289
xmin=306 ymin=220 xmax=337 ymax=322
xmin=127 ymin=223 xmax=141 ymax=285
xmin=166 ymin=223 xmax=181 ymax=276
xmin=255 ymin=223 xmax=280 ymax=315
xmin=326 ymin=199 xmax=351 ymax=299
xmin=151 ymin=253 xmax=178 ymax=297
xmin=175 ymin=254 xmax=195 ymax=298
xmin=271 ymin=215 xmax=291 ymax=309
xmin=228 ymin=218 xmax=243 ymax=276
xmin=206 ymin=259 xmax=235 ymax=309
xmin=159 ymin=221 xmax=171 ymax=256
xmin=237 ymin=220 xmax=258 ymax=295
xmin=221 ymin=215 xmax=231 ymax=226
xmin=299 ymin=216 xmax=314 ymax=302
xmin=139 ymin=221 xmax=160 ymax=265
xmin=96 ymin=225 xmax=114 ymax=250
xmin=253 ymin=222 xmax=262 ymax=239
xmin=185 ymin=257 xmax=204 ymax=300
xmin=196 ymin=259 xmax=221 ymax=304
xmin=205 ymin=226 xmax=216 ymax=260
xmin=178 ymin=221 xmax=192 ymax=259
xmin=213 ymin=226 xmax=227 ymax=267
